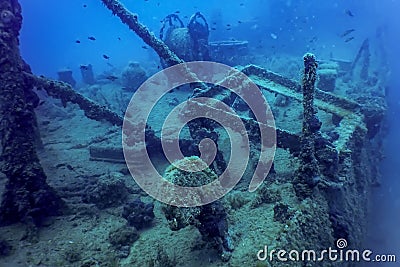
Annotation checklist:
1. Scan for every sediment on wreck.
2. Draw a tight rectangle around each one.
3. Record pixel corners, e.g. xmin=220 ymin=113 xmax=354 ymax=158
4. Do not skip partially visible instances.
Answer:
xmin=0 ymin=0 xmax=64 ymax=226
xmin=101 ymin=0 xmax=230 ymax=175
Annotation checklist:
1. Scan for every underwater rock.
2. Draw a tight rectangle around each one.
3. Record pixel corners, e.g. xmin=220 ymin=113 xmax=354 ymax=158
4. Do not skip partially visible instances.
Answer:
xmin=122 ymin=198 xmax=155 ymax=230
xmin=82 ymin=173 xmax=128 ymax=209
xmin=80 ymin=64 xmax=95 ymax=85
xmin=161 ymin=156 xmax=220 ymax=201
xmin=57 ymin=69 xmax=76 ymax=87
xmin=251 ymin=183 xmax=282 ymax=208
xmin=121 ymin=61 xmax=147 ymax=92
xmin=108 ymin=225 xmax=139 ymax=251
xmin=224 ymin=191 xmax=250 ymax=210
xmin=161 ymin=156 xmax=233 ymax=261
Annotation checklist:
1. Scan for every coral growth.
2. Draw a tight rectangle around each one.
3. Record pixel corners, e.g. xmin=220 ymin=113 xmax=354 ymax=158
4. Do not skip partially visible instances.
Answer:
xmin=108 ymin=225 xmax=139 ymax=258
xmin=122 ymin=198 xmax=155 ymax=230
xmin=161 ymin=156 xmax=234 ymax=261
xmin=251 ymin=184 xmax=282 ymax=208
xmin=82 ymin=173 xmax=129 ymax=209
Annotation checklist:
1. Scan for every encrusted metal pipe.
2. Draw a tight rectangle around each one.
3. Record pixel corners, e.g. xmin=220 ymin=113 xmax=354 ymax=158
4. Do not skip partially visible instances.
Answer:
xmin=293 ymin=53 xmax=321 ymax=199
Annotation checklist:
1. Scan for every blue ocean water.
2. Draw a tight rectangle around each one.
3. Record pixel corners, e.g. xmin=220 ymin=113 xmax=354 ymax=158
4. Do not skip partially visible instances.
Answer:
xmin=20 ymin=1 xmax=399 ymax=78
xmin=4 ymin=0 xmax=399 ymax=266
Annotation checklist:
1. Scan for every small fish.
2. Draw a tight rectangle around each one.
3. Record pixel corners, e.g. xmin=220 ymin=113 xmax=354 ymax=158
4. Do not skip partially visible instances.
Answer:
xmin=80 ymin=65 xmax=89 ymax=70
xmin=240 ymin=3 xmax=244 ymax=6
xmin=211 ymin=27 xmax=216 ymax=30
xmin=340 ymin=29 xmax=355 ymax=37
xmin=226 ymin=24 xmax=231 ymax=27
xmin=106 ymin=75 xmax=118 ymax=81
xmin=65 ymin=164 xmax=74 ymax=170
xmin=117 ymin=37 xmax=121 ymax=41
xmin=75 ymin=40 xmax=81 ymax=43
xmin=184 ymin=16 xmax=188 ymax=19
xmin=226 ymin=28 xmax=231 ymax=30
xmin=175 ymin=10 xmax=180 ymax=14
xmin=344 ymin=37 xmax=355 ymax=42
xmin=88 ymin=36 xmax=96 ymax=41
xmin=345 ymin=9 xmax=354 ymax=17
xmin=83 ymin=4 xmax=87 ymax=8
xmin=102 ymin=54 xmax=110 ymax=59
xmin=141 ymin=45 xmax=148 ymax=49
xmin=238 ymin=20 xmax=242 ymax=24
xmin=270 ymin=33 xmax=278 ymax=39
xmin=157 ymin=3 xmax=160 ymax=6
